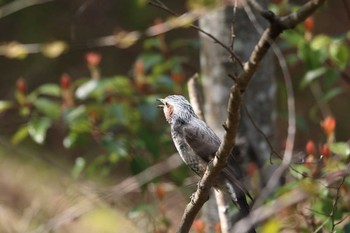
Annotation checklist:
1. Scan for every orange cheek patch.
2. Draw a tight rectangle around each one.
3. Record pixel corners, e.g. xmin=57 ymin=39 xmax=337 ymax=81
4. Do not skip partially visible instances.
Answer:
xmin=164 ymin=105 xmax=174 ymax=122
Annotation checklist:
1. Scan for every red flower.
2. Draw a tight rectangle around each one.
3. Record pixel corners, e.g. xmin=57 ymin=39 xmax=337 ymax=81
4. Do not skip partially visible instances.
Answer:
xmin=60 ymin=73 xmax=71 ymax=90
xmin=16 ymin=78 xmax=27 ymax=94
xmin=246 ymin=162 xmax=257 ymax=177
xmin=171 ymin=71 xmax=185 ymax=84
xmin=85 ymin=52 xmax=101 ymax=66
xmin=304 ymin=17 xmax=314 ymax=32
xmin=305 ymin=140 xmax=316 ymax=155
xmin=321 ymin=116 xmax=336 ymax=135
xmin=155 ymin=184 xmax=165 ymax=200
xmin=193 ymin=219 xmax=205 ymax=233
xmin=320 ymin=144 xmax=331 ymax=158
xmin=134 ymin=59 xmax=144 ymax=76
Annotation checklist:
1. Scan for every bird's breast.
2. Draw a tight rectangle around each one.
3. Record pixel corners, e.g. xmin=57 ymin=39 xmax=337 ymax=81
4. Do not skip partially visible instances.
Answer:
xmin=171 ymin=127 xmax=207 ymax=176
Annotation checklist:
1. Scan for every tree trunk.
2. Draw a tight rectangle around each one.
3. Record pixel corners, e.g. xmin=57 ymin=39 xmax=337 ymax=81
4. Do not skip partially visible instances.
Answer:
xmin=198 ymin=1 xmax=275 ymax=230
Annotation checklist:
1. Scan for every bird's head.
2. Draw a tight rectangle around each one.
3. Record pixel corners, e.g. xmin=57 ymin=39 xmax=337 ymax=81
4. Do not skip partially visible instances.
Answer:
xmin=157 ymin=95 xmax=196 ymax=124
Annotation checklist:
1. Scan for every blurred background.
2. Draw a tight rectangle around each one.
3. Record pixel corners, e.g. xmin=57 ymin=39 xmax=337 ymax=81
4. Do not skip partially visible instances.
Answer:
xmin=0 ymin=0 xmax=349 ymax=232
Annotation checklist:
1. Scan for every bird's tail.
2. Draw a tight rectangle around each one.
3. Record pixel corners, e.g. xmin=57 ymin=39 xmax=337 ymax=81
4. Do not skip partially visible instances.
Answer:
xmin=224 ymin=181 xmax=256 ymax=233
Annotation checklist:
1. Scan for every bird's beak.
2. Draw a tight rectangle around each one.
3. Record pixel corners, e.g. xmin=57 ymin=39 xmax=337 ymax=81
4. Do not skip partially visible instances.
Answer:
xmin=157 ymin=98 xmax=165 ymax=108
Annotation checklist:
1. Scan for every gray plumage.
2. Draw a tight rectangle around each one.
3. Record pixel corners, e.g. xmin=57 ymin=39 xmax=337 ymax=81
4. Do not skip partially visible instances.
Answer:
xmin=158 ymin=95 xmax=255 ymax=231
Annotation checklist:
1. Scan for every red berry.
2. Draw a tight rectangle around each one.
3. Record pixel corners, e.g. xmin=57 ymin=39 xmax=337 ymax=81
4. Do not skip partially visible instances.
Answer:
xmin=304 ymin=17 xmax=314 ymax=32
xmin=16 ymin=78 xmax=27 ymax=94
xmin=134 ymin=59 xmax=144 ymax=76
xmin=321 ymin=116 xmax=336 ymax=136
xmin=320 ymin=144 xmax=331 ymax=158
xmin=171 ymin=71 xmax=185 ymax=84
xmin=273 ymin=0 xmax=282 ymax=5
xmin=305 ymin=140 xmax=316 ymax=155
xmin=155 ymin=184 xmax=166 ymax=200
xmin=246 ymin=162 xmax=257 ymax=177
xmin=193 ymin=219 xmax=205 ymax=233
xmin=85 ymin=52 xmax=101 ymax=66
xmin=60 ymin=73 xmax=71 ymax=90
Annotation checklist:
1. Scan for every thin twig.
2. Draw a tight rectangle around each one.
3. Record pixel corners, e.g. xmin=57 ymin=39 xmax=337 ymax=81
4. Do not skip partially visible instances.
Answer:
xmin=229 ymin=0 xmax=238 ymax=52
xmin=244 ymin=1 xmax=296 ymax=208
xmin=106 ymin=153 xmax=182 ymax=199
xmin=330 ymin=177 xmax=346 ymax=231
xmin=148 ymin=0 xmax=244 ymax=68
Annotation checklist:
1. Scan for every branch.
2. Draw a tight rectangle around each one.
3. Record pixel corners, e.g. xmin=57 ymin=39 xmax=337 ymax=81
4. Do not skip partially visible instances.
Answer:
xmin=148 ymin=0 xmax=244 ymax=68
xmin=0 ymin=0 xmax=54 ymax=18
xmin=232 ymin=167 xmax=350 ymax=233
xmin=176 ymin=0 xmax=327 ymax=232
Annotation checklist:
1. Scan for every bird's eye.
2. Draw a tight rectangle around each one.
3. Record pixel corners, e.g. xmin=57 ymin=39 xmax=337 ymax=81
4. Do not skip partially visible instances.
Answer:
xmin=165 ymin=102 xmax=169 ymax=107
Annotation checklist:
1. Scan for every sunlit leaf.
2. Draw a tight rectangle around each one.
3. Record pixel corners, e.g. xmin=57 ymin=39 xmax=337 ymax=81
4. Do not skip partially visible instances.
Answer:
xmin=0 ymin=101 xmax=14 ymax=113
xmin=71 ymin=157 xmax=86 ymax=179
xmin=75 ymin=80 xmax=99 ymax=100
xmin=36 ymin=83 xmax=61 ymax=97
xmin=11 ymin=125 xmax=29 ymax=145
xmin=329 ymin=40 xmax=350 ymax=68
xmin=63 ymin=132 xmax=78 ymax=148
xmin=4 ymin=42 xmax=28 ymax=59
xmin=41 ymin=41 xmax=67 ymax=58
xmin=300 ymin=67 xmax=327 ymax=89
xmin=33 ymin=98 xmax=61 ymax=120
xmin=261 ymin=218 xmax=281 ymax=233
xmin=330 ymin=142 xmax=350 ymax=158
xmin=28 ymin=117 xmax=52 ymax=144
xmin=310 ymin=35 xmax=331 ymax=50
xmin=65 ymin=105 xmax=87 ymax=123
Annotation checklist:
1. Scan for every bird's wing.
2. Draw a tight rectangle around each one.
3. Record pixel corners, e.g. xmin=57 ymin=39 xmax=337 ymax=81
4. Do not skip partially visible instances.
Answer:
xmin=183 ymin=119 xmax=253 ymax=201
xmin=182 ymin=118 xmax=220 ymax=162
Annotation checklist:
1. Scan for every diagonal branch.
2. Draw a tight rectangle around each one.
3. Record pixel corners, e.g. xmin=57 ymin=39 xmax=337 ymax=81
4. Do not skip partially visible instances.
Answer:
xmin=176 ymin=0 xmax=327 ymax=232
xmin=148 ymin=0 xmax=244 ymax=68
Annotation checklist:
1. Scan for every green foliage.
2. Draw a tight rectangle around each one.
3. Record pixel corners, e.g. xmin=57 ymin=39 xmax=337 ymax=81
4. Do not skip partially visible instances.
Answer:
xmin=1 ymin=31 xmax=193 ymax=183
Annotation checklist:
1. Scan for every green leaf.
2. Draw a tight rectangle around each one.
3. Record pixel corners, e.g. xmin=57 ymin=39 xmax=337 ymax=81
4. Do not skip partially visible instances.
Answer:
xmin=330 ymin=142 xmax=350 ymax=158
xmin=63 ymin=132 xmax=78 ymax=148
xmin=0 ymin=101 xmax=14 ymax=113
xmin=329 ymin=40 xmax=350 ymax=68
xmin=319 ymin=88 xmax=343 ymax=105
xmin=310 ymin=35 xmax=331 ymax=50
xmin=261 ymin=218 xmax=281 ymax=233
xmin=37 ymin=84 xmax=61 ymax=97
xmin=71 ymin=157 xmax=86 ymax=179
xmin=101 ymin=136 xmax=128 ymax=158
xmin=11 ymin=125 xmax=29 ymax=144
xmin=75 ymin=79 xmax=99 ymax=100
xmin=300 ymin=67 xmax=327 ymax=89
xmin=28 ymin=117 xmax=52 ymax=144
xmin=65 ymin=105 xmax=87 ymax=123
xmin=33 ymin=98 xmax=61 ymax=120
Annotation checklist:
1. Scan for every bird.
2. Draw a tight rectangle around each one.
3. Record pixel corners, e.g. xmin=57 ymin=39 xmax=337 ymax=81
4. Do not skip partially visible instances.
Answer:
xmin=158 ymin=95 xmax=255 ymax=232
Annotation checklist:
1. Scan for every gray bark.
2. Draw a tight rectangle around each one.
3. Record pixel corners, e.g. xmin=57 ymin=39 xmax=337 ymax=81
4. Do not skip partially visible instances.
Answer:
xmin=198 ymin=1 xmax=275 ymax=229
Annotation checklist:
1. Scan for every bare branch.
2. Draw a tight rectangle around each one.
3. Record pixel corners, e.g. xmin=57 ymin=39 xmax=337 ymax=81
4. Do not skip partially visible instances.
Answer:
xmin=0 ymin=0 xmax=54 ymax=18
xmin=148 ymin=0 xmax=244 ymax=68
xmin=107 ymin=153 xmax=182 ymax=199
xmin=187 ymin=75 xmax=233 ymax=233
